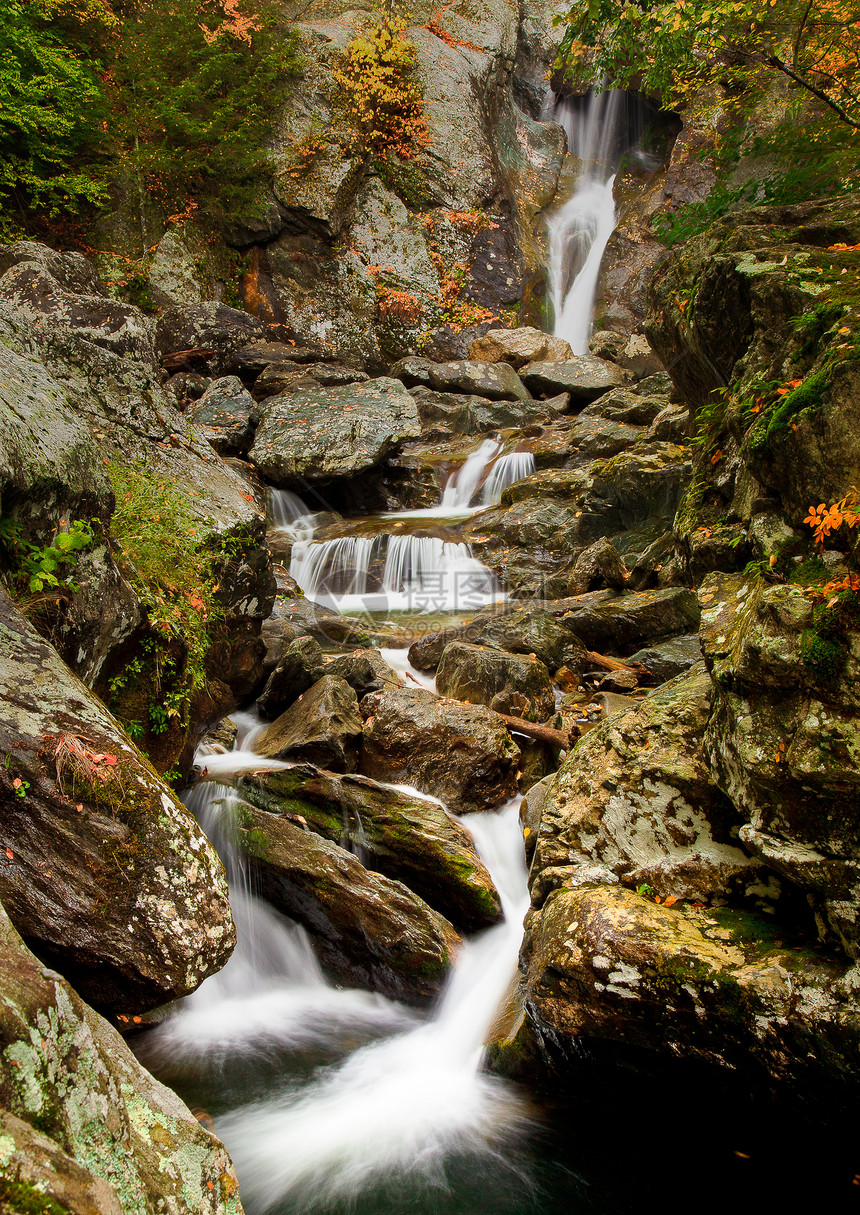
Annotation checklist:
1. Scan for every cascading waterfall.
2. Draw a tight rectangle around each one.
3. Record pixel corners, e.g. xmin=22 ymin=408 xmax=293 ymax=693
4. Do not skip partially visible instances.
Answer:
xmin=480 ymin=451 xmax=536 ymax=505
xmin=439 ymin=439 xmax=502 ymax=511
xmin=267 ymin=487 xmax=319 ymax=542
xmin=290 ymin=533 xmax=501 ymax=615
xmin=545 ymin=88 xmax=628 ymax=354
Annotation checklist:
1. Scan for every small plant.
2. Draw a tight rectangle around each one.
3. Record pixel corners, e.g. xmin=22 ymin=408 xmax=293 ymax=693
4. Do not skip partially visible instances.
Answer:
xmin=636 ymin=882 xmax=654 ymax=899
xmin=0 ymin=516 xmax=94 ymax=596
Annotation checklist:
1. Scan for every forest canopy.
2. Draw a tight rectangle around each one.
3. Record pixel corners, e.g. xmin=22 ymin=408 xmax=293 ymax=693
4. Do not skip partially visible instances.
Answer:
xmin=0 ymin=0 xmax=300 ymax=240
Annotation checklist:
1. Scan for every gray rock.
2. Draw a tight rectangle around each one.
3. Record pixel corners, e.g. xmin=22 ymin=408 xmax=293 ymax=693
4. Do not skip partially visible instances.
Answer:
xmin=628 ymin=633 xmax=702 ymax=683
xmin=557 ymin=586 xmax=701 ymax=653
xmin=468 ymin=327 xmax=573 ymax=368
xmin=0 ymin=587 xmax=235 ymax=1014
xmin=147 ymin=228 xmax=206 ymax=308
xmin=155 ymin=303 xmax=264 ymax=372
xmin=256 ymin=634 xmax=325 ymax=717
xmin=388 ymin=355 xmax=437 ymax=387
xmin=409 ymin=607 xmax=587 ymax=674
xmin=249 ymin=377 xmax=421 ymax=487
xmin=520 ymin=356 xmax=628 ymax=401
xmin=428 ymin=360 xmax=529 ymax=401
xmin=568 ymin=536 xmax=629 ymax=594
xmin=255 ymin=673 xmax=362 ymax=771
xmin=321 ymin=648 xmax=404 ymax=698
xmin=228 ymin=340 xmax=323 ymax=375
xmin=0 ymin=903 xmax=244 ymax=1215
xmin=187 ymin=375 xmax=258 ymax=455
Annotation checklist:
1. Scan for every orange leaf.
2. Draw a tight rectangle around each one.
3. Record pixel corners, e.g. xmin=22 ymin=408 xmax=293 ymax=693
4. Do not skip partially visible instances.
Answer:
xmin=5 ymin=848 xmax=12 ymax=859
xmin=663 ymin=895 xmax=678 ymax=908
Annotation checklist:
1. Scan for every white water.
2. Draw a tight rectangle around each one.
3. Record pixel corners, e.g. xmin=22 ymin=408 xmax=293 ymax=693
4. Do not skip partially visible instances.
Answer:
xmin=217 ymin=800 xmax=532 ymax=1211
xmin=481 ymin=451 xmax=536 ymax=505
xmin=378 ymin=645 xmax=438 ymax=693
xmin=545 ymin=89 xmax=626 ymax=354
xmin=290 ymin=533 xmax=502 ymax=615
xmin=267 ymin=487 xmax=321 ymax=543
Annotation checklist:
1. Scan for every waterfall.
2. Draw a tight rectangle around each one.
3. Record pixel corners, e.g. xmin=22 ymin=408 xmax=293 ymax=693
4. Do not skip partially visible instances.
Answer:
xmin=480 ymin=451 xmax=536 ymax=505
xmin=267 ymin=487 xmax=319 ymax=542
xmin=439 ymin=439 xmax=502 ymax=510
xmin=545 ymin=89 xmax=627 ymax=354
xmin=290 ymin=533 xmax=501 ymax=614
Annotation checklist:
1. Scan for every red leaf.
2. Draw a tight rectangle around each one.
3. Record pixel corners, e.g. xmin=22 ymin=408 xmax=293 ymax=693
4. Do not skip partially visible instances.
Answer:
xmin=5 ymin=848 xmax=12 ymax=860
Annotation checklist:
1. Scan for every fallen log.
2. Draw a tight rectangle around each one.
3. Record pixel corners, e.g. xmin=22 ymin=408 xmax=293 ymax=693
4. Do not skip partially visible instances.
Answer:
xmin=497 ymin=714 xmax=573 ymax=749
xmin=584 ymin=650 xmax=652 ymax=681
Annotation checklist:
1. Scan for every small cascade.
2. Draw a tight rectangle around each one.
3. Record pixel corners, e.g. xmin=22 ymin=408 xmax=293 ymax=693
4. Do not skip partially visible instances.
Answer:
xmin=267 ymin=487 xmax=318 ymax=542
xmin=545 ymin=88 xmax=630 ymax=353
xmin=439 ymin=439 xmax=502 ymax=511
xmin=480 ymin=451 xmax=536 ymax=505
xmin=290 ymin=533 xmax=501 ymax=615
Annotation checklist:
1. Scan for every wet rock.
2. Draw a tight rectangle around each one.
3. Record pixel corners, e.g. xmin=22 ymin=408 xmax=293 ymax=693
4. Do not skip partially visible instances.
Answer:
xmin=0 ymin=243 xmax=155 ymax=364
xmin=251 ymin=361 xmax=319 ymax=399
xmin=249 ymin=377 xmax=420 ymax=488
xmin=409 ymin=385 xmax=563 ymax=434
xmin=322 ymin=648 xmax=404 ymax=698
xmin=269 ymin=595 xmax=370 ymax=648
xmin=165 ymin=370 xmax=211 ymax=408
xmin=227 ymin=340 xmax=322 ymax=376
xmin=699 ymin=572 xmax=860 ymax=956
xmin=531 ymin=664 xmax=769 ymax=908
xmin=582 ymin=387 xmax=669 ymax=427
xmin=468 ymin=327 xmax=573 ymax=368
xmin=558 ymin=587 xmax=701 ymax=653
xmin=256 ymin=634 xmax=325 ymax=716
xmin=568 ymin=537 xmax=629 ymax=594
xmin=237 ymin=807 xmax=460 ymax=1004
xmin=617 ymin=332 xmax=663 ymax=377
xmin=304 ymin=363 xmax=370 ymax=388
xmin=0 ymin=904 xmax=244 ymax=1215
xmin=155 ymin=303 xmax=264 ymax=374
xmin=628 ymin=633 xmax=702 ymax=683
xmin=518 ymin=882 xmax=860 ymax=1096
xmin=255 ymin=673 xmax=362 ymax=772
xmin=259 ymin=615 xmax=298 ymax=674
xmin=388 ymin=355 xmax=437 ymax=387
xmin=360 ymin=685 xmax=520 ymax=813
xmin=186 ymin=375 xmax=258 ymax=455
xmin=240 ymin=765 xmax=501 ymax=932
xmin=436 ymin=641 xmax=555 ymax=720
xmin=408 ymin=606 xmax=587 ymax=675
xmin=520 ymin=772 xmax=553 ymax=862
xmin=0 ymin=588 xmax=235 ymax=1014
xmin=520 ymin=356 xmax=628 ymax=402
xmin=427 ymin=360 xmax=530 ymax=402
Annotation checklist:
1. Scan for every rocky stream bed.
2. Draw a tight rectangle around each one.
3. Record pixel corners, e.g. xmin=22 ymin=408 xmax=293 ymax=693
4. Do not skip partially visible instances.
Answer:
xmin=1 ymin=4 xmax=860 ymax=1208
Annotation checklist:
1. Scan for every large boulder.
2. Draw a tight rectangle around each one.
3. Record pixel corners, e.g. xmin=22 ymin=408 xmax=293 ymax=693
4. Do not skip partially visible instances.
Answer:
xmin=435 ymin=641 xmax=556 ymax=719
xmin=186 ymin=375 xmax=258 ymax=456
xmin=699 ymin=572 xmax=860 ymax=956
xmin=0 ymin=588 xmax=235 ymax=1014
xmin=240 ymin=765 xmax=502 ymax=931
xmin=427 ymin=360 xmax=529 ymax=401
xmin=254 ymin=674 xmax=362 ymax=772
xmin=408 ymin=606 xmax=587 ymax=674
xmin=155 ymin=303 xmax=264 ymax=374
xmin=530 ymin=664 xmax=773 ymax=909
xmin=0 ymin=902 xmax=244 ymax=1215
xmin=236 ymin=806 xmax=461 ymax=1004
xmin=468 ymin=327 xmax=573 ymax=367
xmin=557 ymin=587 xmax=700 ymax=653
xmin=249 ymin=377 xmax=421 ymax=487
xmin=520 ymin=356 xmax=627 ymax=401
xmin=0 ymin=242 xmax=154 ymax=364
xmin=360 ymin=685 xmax=521 ymax=813
xmin=256 ymin=635 xmax=326 ymax=718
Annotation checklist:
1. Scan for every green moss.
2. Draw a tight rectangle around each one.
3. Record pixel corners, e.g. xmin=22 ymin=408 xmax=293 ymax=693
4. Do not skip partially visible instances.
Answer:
xmin=239 ymin=827 xmax=270 ymax=857
xmin=800 ymin=629 xmax=848 ymax=685
xmin=0 ymin=1172 xmax=70 ymax=1215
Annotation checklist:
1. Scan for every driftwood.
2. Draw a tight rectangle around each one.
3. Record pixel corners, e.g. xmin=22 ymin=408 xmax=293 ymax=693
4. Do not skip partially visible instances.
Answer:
xmin=161 ymin=347 xmax=215 ymax=373
xmin=498 ymin=714 xmax=573 ymax=749
xmin=584 ymin=650 xmax=652 ymax=681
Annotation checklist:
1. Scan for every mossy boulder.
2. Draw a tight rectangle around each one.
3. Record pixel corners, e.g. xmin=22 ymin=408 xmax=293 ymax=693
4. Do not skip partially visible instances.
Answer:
xmin=360 ymin=685 xmax=520 ymax=813
xmin=235 ymin=805 xmax=461 ymax=1005
xmin=0 ymin=902 xmax=244 ymax=1214
xmin=238 ymin=764 xmax=502 ymax=932
xmin=0 ymin=588 xmax=235 ymax=1015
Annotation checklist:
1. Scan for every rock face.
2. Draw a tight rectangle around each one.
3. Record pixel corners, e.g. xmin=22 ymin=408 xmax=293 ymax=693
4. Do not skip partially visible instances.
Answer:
xmin=699 ymin=573 xmax=860 ymax=957
xmin=0 ymin=902 xmax=244 ymax=1215
xmin=256 ymin=635 xmax=326 ymax=718
xmin=0 ymin=589 xmax=235 ymax=1014
xmin=236 ymin=806 xmax=461 ymax=1004
xmin=360 ymin=685 xmax=521 ymax=813
xmin=249 ymin=378 xmax=421 ymax=487
xmin=435 ymin=641 xmax=555 ymax=719
xmin=254 ymin=674 xmax=363 ymax=772
xmin=240 ymin=765 xmax=501 ymax=932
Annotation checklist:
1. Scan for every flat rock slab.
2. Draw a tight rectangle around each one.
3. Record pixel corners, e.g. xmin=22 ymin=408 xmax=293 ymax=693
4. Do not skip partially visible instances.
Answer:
xmin=0 ymin=588 xmax=235 ymax=1015
xmin=558 ymin=587 xmax=701 ymax=654
xmin=241 ymin=764 xmax=501 ymax=932
xmin=238 ymin=805 xmax=461 ymax=1004
xmin=427 ymin=360 xmax=529 ymax=401
xmin=360 ymin=685 xmax=520 ymax=813
xmin=408 ymin=608 xmax=587 ymax=674
xmin=0 ymin=903 xmax=243 ymax=1215
xmin=521 ymin=356 xmax=628 ymax=401
xmin=436 ymin=641 xmax=555 ymax=719
xmin=249 ymin=377 xmax=421 ymax=487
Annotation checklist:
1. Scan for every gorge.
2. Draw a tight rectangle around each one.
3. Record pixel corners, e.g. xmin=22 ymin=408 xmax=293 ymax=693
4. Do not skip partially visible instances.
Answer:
xmin=1 ymin=0 xmax=860 ymax=1211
